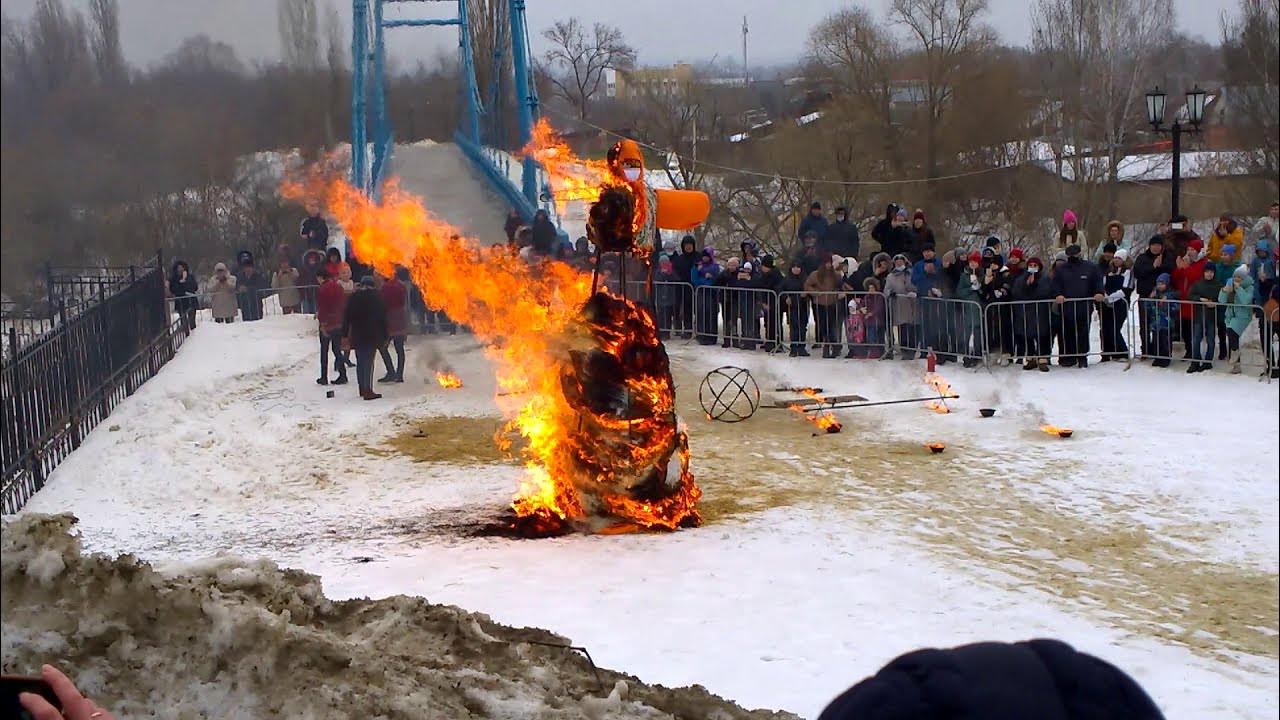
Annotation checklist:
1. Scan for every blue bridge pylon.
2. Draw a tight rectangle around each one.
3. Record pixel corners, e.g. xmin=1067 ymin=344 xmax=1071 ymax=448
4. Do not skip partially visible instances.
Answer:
xmin=350 ymin=0 xmax=546 ymax=224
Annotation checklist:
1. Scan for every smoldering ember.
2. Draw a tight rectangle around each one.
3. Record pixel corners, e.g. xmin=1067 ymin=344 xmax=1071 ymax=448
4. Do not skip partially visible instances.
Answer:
xmin=2 ymin=0 xmax=1277 ymax=718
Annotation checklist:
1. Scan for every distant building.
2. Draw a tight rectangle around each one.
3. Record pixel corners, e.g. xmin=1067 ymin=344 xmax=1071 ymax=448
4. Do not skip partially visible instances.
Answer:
xmin=609 ymin=63 xmax=695 ymax=100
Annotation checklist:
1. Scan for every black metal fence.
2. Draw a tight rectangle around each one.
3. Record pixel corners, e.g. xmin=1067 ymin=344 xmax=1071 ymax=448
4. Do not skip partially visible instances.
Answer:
xmin=1 ymin=254 xmax=187 ymax=513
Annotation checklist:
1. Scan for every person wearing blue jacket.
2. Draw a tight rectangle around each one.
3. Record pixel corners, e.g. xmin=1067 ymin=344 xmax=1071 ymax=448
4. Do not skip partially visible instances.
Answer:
xmin=911 ymin=243 xmax=945 ymax=360
xmin=1146 ymin=273 xmax=1179 ymax=367
xmin=691 ymin=248 xmax=721 ymax=345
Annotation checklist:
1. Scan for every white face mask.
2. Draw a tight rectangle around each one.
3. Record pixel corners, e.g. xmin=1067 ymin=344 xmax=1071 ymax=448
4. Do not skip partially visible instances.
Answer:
xmin=1027 ymin=266 xmax=1040 ymax=274
xmin=623 ymin=167 xmax=642 ymax=182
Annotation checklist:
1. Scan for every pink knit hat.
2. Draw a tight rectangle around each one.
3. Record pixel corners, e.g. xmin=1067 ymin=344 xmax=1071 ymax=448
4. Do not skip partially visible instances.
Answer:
xmin=1063 ymin=209 xmax=1078 ymax=226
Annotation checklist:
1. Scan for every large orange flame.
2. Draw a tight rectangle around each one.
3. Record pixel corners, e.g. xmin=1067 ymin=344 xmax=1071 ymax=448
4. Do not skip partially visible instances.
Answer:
xmin=282 ymin=166 xmax=700 ymax=533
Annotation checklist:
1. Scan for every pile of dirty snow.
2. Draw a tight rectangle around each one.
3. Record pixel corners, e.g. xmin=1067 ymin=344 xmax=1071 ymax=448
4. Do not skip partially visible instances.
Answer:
xmin=1 ymin=514 xmax=796 ymax=720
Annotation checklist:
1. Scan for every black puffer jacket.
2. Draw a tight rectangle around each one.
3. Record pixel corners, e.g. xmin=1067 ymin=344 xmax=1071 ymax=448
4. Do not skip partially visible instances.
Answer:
xmin=343 ymin=287 xmax=389 ymax=350
xmin=819 ymin=639 xmax=1165 ymax=720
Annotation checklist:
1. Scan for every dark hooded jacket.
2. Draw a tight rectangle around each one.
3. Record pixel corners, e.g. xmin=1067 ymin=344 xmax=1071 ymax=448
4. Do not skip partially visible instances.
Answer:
xmin=821 ymin=217 xmax=861 ymax=260
xmin=1132 ymin=243 xmax=1177 ymax=297
xmin=343 ymin=286 xmax=389 ymax=349
xmin=818 ymin=639 xmax=1165 ymax=720
xmin=672 ymin=237 xmax=699 ymax=287
xmin=1050 ymin=256 xmax=1104 ymax=299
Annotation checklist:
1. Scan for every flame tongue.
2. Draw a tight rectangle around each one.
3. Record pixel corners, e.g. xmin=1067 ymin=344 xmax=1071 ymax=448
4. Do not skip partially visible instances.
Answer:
xmin=787 ymin=388 xmax=843 ymax=433
xmin=436 ymin=372 xmax=464 ymax=389
xmin=924 ymin=372 xmax=952 ymax=414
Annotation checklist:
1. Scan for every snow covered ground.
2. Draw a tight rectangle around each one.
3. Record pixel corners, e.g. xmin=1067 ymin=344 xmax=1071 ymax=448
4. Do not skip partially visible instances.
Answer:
xmin=17 ymin=315 xmax=1280 ymax=719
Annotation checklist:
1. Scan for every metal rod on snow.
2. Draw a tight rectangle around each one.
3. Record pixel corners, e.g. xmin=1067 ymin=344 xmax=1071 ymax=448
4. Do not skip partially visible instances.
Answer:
xmin=770 ymin=394 xmax=961 ymax=412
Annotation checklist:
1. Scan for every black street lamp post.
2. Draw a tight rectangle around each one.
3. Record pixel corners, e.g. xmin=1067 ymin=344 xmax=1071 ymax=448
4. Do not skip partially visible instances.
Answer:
xmin=1145 ymin=85 xmax=1207 ymax=219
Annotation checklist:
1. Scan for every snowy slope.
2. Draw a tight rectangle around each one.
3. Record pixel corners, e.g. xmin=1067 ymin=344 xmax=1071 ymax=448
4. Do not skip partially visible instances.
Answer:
xmin=17 ymin=316 xmax=1280 ymax=719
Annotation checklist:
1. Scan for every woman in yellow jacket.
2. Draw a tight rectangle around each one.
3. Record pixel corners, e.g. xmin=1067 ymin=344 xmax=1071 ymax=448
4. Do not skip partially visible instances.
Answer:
xmin=1208 ymin=214 xmax=1244 ymax=263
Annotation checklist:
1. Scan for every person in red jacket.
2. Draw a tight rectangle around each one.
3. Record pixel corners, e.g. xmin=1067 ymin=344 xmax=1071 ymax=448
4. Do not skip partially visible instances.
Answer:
xmin=378 ymin=267 xmax=410 ymax=383
xmin=1171 ymin=237 xmax=1208 ymax=359
xmin=315 ymin=268 xmax=348 ymax=385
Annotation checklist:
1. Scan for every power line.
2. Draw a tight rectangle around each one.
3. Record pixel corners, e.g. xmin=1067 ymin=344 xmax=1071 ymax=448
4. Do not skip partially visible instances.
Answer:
xmin=540 ymin=105 xmax=1030 ymax=187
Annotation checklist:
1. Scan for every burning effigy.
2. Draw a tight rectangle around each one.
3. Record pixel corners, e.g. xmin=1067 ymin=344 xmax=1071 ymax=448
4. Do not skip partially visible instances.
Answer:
xmin=284 ymin=122 xmax=708 ymax=536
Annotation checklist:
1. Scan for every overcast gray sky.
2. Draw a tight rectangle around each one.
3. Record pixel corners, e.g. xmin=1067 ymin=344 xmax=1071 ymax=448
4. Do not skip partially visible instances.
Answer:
xmin=3 ymin=0 xmax=1233 ymax=69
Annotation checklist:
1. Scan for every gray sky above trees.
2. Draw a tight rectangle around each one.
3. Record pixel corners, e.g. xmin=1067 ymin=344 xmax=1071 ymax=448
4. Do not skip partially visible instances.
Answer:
xmin=4 ymin=0 xmax=1233 ymax=69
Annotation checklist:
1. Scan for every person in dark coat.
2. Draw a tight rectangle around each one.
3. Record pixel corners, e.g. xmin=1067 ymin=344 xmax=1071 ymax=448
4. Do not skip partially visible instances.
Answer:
xmin=234 ymin=256 xmax=269 ymax=322
xmin=378 ymin=267 xmax=410 ymax=383
xmin=797 ymin=201 xmax=828 ymax=242
xmin=1013 ymin=256 xmax=1055 ymax=371
xmin=315 ymin=268 xmax=348 ymax=385
xmin=870 ymin=203 xmax=900 ymax=254
xmin=343 ymin=275 xmax=389 ymax=400
xmin=907 ymin=209 xmax=936 ymax=262
xmin=300 ymin=200 xmax=329 ymax=251
xmin=1131 ymin=235 xmax=1175 ymax=358
xmin=670 ymin=235 xmax=699 ymax=338
xmin=691 ymin=249 xmax=722 ymax=345
xmin=758 ymin=255 xmax=784 ymax=351
xmin=503 ymin=208 xmax=523 ymax=247
xmin=820 ymin=207 xmax=861 ymax=260
xmin=879 ymin=208 xmax=914 ymax=258
xmin=530 ymin=209 xmax=557 ymax=256
xmin=298 ymin=248 xmax=326 ymax=314
xmin=1050 ymin=244 xmax=1105 ymax=367
xmin=169 ymin=260 xmax=199 ymax=331
xmin=818 ymin=638 xmax=1165 ymax=720
xmin=654 ymin=255 xmax=680 ymax=340
xmin=791 ymin=231 xmax=823 ymax=276
xmin=780 ymin=260 xmax=811 ymax=356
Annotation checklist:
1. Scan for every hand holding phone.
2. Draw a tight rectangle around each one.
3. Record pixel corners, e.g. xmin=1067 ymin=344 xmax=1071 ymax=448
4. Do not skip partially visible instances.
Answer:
xmin=3 ymin=665 xmax=115 ymax=720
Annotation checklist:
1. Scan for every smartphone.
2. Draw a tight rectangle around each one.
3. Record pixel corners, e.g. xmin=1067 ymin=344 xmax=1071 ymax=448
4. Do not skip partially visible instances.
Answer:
xmin=0 ymin=675 xmax=61 ymax=719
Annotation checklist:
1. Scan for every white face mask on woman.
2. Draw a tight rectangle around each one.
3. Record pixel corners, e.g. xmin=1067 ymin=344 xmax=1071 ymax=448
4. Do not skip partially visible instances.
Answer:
xmin=623 ymin=167 xmax=642 ymax=182
xmin=1027 ymin=266 xmax=1040 ymax=275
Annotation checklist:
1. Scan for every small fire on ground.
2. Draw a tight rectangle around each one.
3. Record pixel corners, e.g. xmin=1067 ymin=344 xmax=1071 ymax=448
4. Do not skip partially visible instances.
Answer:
xmin=787 ymin=388 xmax=843 ymax=434
xmin=1040 ymin=424 xmax=1074 ymax=438
xmin=435 ymin=371 xmax=464 ymax=389
xmin=923 ymin=372 xmax=952 ymax=414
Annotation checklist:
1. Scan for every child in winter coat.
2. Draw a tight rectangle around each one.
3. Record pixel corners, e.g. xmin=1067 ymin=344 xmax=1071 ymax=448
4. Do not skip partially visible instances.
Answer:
xmin=855 ymin=276 xmax=888 ymax=358
xmin=1186 ymin=264 xmax=1224 ymax=372
xmin=654 ymin=255 xmax=680 ymax=340
xmin=1146 ymin=273 xmax=1179 ymax=367
xmin=1218 ymin=266 xmax=1255 ymax=374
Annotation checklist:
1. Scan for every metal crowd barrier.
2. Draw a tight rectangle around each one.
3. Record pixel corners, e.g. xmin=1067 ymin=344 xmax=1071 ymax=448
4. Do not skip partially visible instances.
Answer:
xmin=773 ymin=291 xmax=891 ymax=358
xmin=892 ymin=295 xmax=987 ymax=365
xmin=1132 ymin=297 xmax=1275 ymax=376
xmin=980 ymin=297 xmax=1121 ymax=368
xmin=693 ymin=285 xmax=784 ymax=351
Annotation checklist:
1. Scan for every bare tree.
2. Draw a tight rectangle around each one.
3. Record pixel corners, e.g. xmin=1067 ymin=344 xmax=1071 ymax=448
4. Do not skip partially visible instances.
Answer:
xmin=541 ymin=18 xmax=635 ymax=120
xmin=88 ymin=0 xmax=124 ymax=85
xmin=807 ymin=7 xmax=900 ymax=149
xmin=1032 ymin=0 xmax=1174 ymax=222
xmin=467 ymin=0 xmax=514 ymax=146
xmin=891 ymin=0 xmax=993 ymax=181
xmin=1221 ymin=0 xmax=1279 ymax=187
xmin=278 ymin=0 xmax=320 ymax=70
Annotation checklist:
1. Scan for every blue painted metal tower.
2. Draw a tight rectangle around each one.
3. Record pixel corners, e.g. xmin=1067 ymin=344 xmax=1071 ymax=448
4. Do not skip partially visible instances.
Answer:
xmin=350 ymin=0 xmax=545 ymax=222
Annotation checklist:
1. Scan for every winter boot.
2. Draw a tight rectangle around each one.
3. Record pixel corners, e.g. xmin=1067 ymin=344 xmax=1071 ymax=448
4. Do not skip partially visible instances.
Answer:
xmin=797 ymin=347 xmax=812 ymax=357
xmin=1023 ymin=359 xmax=1037 ymax=371
xmin=378 ymin=373 xmax=397 ymax=383
xmin=361 ymin=389 xmax=383 ymax=400
xmin=1038 ymin=358 xmax=1050 ymax=372
xmin=317 ymin=377 xmax=329 ymax=385
xmin=962 ymin=357 xmax=980 ymax=369
xmin=331 ymin=374 xmax=348 ymax=385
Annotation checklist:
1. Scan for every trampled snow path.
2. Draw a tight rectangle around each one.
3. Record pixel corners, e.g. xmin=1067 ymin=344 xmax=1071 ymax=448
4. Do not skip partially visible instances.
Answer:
xmin=18 ymin=316 xmax=1280 ymax=719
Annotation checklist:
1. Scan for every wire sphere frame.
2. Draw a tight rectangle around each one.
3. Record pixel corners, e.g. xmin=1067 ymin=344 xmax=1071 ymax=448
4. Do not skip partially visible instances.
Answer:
xmin=699 ymin=366 xmax=761 ymax=423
